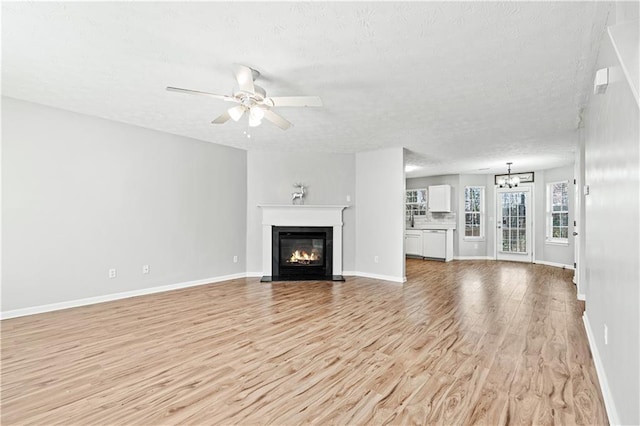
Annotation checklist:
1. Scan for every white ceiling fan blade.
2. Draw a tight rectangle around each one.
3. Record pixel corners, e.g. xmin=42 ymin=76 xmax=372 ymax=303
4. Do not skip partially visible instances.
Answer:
xmin=227 ymin=105 xmax=246 ymax=122
xmin=211 ymin=110 xmax=231 ymax=124
xmin=232 ymin=64 xmax=256 ymax=94
xmin=266 ymin=96 xmax=323 ymax=107
xmin=166 ymin=86 xmax=236 ymax=102
xmin=263 ymin=110 xmax=292 ymax=130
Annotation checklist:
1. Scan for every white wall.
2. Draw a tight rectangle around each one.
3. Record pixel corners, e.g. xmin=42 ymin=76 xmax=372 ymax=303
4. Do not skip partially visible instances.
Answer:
xmin=355 ymin=147 xmax=405 ymax=281
xmin=534 ymin=165 xmax=576 ymax=267
xmin=2 ymin=97 xmax=247 ymax=313
xmin=575 ymin=131 xmax=587 ymax=297
xmin=582 ymin=11 xmax=640 ymax=424
xmin=483 ymin=174 xmax=497 ymax=258
xmin=245 ymin=150 xmax=355 ymax=274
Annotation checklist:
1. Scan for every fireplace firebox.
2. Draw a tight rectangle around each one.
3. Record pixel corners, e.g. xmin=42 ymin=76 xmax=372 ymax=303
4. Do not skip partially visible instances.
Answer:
xmin=266 ymin=226 xmax=342 ymax=281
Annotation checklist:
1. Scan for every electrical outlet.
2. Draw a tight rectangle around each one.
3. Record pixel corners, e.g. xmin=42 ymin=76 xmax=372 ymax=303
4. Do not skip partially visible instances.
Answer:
xmin=142 ymin=265 xmax=150 ymax=274
xmin=233 ymin=255 xmax=238 ymax=263
xmin=108 ymin=268 xmax=117 ymax=279
xmin=604 ymin=324 xmax=608 ymax=345
xmin=474 ymin=243 xmax=478 ymax=249
xmin=346 ymin=195 xmax=351 ymax=202
xmin=374 ymin=256 xmax=379 ymax=263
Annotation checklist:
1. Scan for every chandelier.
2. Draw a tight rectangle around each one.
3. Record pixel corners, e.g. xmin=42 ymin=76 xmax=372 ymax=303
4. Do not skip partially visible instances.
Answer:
xmin=497 ymin=162 xmax=520 ymax=188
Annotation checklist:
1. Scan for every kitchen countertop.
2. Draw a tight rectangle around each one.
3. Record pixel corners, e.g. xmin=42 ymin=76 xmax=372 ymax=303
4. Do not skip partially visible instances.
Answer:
xmin=406 ymin=223 xmax=456 ymax=230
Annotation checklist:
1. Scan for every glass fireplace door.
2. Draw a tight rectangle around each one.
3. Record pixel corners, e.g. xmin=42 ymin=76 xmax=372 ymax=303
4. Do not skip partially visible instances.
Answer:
xmin=279 ymin=236 xmax=325 ymax=267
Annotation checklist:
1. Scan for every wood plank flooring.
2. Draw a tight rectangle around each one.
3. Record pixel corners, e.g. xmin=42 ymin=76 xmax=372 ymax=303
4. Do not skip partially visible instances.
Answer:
xmin=1 ymin=259 xmax=608 ymax=425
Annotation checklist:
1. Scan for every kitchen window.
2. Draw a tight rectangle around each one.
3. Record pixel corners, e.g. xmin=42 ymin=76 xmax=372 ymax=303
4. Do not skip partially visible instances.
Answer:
xmin=406 ymin=188 xmax=427 ymax=220
xmin=464 ymin=186 xmax=484 ymax=240
xmin=547 ymin=181 xmax=569 ymax=244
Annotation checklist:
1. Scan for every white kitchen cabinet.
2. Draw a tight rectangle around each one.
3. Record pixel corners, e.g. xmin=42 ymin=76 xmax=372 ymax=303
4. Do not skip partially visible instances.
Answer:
xmin=428 ymin=184 xmax=451 ymax=212
xmin=405 ymin=230 xmax=423 ymax=256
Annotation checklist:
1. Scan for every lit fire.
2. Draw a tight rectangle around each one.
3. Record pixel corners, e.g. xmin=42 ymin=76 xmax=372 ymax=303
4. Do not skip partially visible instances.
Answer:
xmin=288 ymin=249 xmax=321 ymax=264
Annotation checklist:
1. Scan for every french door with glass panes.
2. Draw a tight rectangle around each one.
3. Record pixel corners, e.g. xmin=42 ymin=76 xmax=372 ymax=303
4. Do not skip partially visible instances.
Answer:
xmin=496 ymin=186 xmax=533 ymax=262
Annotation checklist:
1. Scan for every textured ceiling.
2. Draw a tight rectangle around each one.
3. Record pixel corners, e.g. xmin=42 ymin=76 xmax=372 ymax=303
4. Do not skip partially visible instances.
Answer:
xmin=2 ymin=2 xmax=610 ymax=177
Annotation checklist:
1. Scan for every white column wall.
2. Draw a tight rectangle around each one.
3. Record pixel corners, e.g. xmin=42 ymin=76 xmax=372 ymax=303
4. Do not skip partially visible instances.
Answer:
xmin=355 ymin=147 xmax=405 ymax=282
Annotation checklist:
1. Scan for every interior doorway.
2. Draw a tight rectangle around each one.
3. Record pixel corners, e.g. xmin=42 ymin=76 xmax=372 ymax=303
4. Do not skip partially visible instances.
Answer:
xmin=496 ymin=186 xmax=533 ymax=262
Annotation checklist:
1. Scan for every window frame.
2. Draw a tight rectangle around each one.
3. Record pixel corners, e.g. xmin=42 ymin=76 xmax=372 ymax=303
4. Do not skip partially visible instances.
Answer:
xmin=405 ymin=188 xmax=427 ymax=220
xmin=546 ymin=180 xmax=570 ymax=245
xmin=463 ymin=186 xmax=485 ymax=241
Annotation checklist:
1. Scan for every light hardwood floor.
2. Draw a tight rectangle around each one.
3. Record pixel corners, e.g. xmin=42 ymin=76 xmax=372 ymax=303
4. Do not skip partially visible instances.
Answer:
xmin=1 ymin=259 xmax=607 ymax=425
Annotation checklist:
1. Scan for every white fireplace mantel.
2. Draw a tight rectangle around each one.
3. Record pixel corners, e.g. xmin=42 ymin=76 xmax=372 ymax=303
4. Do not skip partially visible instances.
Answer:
xmin=258 ymin=204 xmax=348 ymax=277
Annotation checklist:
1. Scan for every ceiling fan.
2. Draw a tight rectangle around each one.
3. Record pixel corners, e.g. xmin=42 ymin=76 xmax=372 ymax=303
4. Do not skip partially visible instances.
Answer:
xmin=166 ymin=64 xmax=322 ymax=130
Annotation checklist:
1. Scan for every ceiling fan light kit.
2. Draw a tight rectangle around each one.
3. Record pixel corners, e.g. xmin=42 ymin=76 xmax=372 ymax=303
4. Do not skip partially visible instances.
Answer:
xmin=227 ymin=105 xmax=245 ymax=122
xmin=167 ymin=64 xmax=322 ymax=131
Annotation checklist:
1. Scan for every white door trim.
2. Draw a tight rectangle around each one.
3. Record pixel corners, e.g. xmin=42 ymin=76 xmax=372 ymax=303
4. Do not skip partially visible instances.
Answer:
xmin=495 ymin=183 xmax=534 ymax=263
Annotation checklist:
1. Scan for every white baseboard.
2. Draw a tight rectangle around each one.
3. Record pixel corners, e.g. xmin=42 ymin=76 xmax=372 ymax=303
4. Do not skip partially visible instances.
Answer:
xmin=248 ymin=271 xmax=354 ymax=278
xmin=248 ymin=270 xmax=404 ymax=284
xmin=453 ymin=256 xmax=495 ymax=260
xmin=350 ymin=271 xmax=404 ymax=283
xmin=0 ymin=272 xmax=247 ymax=320
xmin=455 ymin=257 xmax=574 ymax=270
xmin=577 ymin=293 xmax=586 ymax=301
xmin=533 ymin=259 xmax=575 ymax=270
xmin=583 ymin=313 xmax=619 ymax=425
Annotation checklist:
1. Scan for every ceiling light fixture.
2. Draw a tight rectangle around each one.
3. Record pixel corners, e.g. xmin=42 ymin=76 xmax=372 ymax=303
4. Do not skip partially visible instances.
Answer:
xmin=248 ymin=106 xmax=264 ymax=127
xmin=497 ymin=162 xmax=520 ymax=188
xmin=166 ymin=64 xmax=322 ymax=131
xmin=228 ymin=105 xmax=245 ymax=122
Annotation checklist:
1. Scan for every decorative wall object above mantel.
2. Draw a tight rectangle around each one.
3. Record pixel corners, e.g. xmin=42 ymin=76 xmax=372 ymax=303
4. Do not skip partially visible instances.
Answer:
xmin=291 ymin=183 xmax=306 ymax=205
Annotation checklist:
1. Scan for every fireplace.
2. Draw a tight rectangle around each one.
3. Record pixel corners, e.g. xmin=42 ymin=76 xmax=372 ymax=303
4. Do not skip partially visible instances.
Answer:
xmin=258 ymin=204 xmax=347 ymax=282
xmin=271 ymin=227 xmax=333 ymax=280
